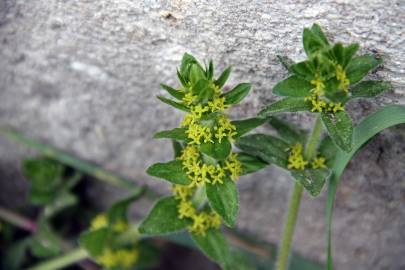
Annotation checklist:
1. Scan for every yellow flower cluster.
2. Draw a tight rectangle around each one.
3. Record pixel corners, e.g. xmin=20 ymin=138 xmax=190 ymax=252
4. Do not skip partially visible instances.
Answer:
xmin=178 ymin=146 xmax=241 ymax=186
xmin=335 ymin=65 xmax=350 ymax=92
xmin=90 ymin=214 xmax=128 ymax=233
xmin=305 ymin=66 xmax=349 ymax=114
xmin=305 ymin=95 xmax=345 ymax=113
xmin=287 ymin=143 xmax=327 ymax=170
xmin=172 ymin=184 xmax=222 ymax=235
xmin=287 ymin=143 xmax=308 ymax=170
xmin=97 ymin=248 xmax=139 ymax=269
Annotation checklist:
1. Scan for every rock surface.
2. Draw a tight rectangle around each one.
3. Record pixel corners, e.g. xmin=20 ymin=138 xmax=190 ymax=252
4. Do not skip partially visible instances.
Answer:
xmin=1 ymin=0 xmax=405 ymax=269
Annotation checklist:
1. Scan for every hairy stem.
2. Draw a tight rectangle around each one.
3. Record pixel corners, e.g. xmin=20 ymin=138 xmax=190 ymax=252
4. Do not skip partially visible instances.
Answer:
xmin=0 ymin=206 xmax=37 ymax=233
xmin=275 ymin=116 xmax=323 ymax=270
xmin=26 ymin=248 xmax=89 ymax=270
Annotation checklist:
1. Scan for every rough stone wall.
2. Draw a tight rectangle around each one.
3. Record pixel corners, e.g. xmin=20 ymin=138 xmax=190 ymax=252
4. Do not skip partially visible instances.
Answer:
xmin=0 ymin=0 xmax=404 ymax=269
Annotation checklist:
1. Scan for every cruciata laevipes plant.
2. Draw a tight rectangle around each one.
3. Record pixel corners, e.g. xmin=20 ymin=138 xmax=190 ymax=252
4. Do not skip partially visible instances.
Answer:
xmin=236 ymin=24 xmax=394 ymax=270
xmin=138 ymin=53 xmax=268 ymax=269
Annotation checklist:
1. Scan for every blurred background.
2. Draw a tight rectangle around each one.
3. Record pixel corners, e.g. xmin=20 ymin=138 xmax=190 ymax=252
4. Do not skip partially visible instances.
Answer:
xmin=0 ymin=1 xmax=404 ymax=269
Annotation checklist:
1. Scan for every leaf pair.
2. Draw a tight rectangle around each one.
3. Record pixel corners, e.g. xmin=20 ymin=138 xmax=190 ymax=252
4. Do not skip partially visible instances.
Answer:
xmin=236 ymin=117 xmax=330 ymax=197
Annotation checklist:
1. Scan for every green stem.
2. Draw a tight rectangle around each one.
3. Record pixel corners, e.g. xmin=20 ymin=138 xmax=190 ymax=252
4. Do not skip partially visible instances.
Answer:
xmin=0 ymin=206 xmax=37 ymax=233
xmin=26 ymin=248 xmax=89 ymax=270
xmin=275 ymin=116 xmax=323 ymax=270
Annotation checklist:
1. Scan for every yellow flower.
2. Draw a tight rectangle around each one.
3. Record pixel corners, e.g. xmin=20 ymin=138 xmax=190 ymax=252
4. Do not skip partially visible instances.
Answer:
xmin=183 ymin=92 xmax=196 ymax=106
xmin=310 ymin=98 xmax=327 ymax=113
xmin=181 ymin=113 xmax=196 ymax=127
xmin=172 ymin=184 xmax=194 ymax=201
xmin=178 ymin=200 xmax=196 ymax=219
xmin=90 ymin=214 xmax=108 ymax=230
xmin=211 ymin=166 xmax=225 ymax=184
xmin=310 ymin=76 xmax=325 ymax=96
xmin=116 ymin=248 xmax=139 ymax=269
xmin=208 ymin=96 xmax=229 ymax=112
xmin=97 ymin=249 xmax=117 ymax=268
xmin=287 ymin=143 xmax=308 ymax=170
xmin=312 ymin=156 xmax=327 ymax=169
xmin=191 ymin=104 xmax=209 ymax=118
xmin=224 ymin=153 xmax=242 ymax=181
xmin=331 ymin=102 xmax=344 ymax=113
xmin=208 ymin=211 xmax=222 ymax=229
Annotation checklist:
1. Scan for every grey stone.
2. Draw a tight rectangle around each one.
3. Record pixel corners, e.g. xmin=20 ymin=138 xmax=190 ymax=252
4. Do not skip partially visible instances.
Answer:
xmin=0 ymin=0 xmax=405 ymax=269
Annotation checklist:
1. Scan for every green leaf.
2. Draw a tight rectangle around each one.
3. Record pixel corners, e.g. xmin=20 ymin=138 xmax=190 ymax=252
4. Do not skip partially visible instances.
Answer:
xmin=200 ymin=139 xmax=232 ymax=161
xmin=139 ymin=197 xmax=191 ymax=235
xmin=318 ymin=136 xmax=338 ymax=167
xmin=223 ymin=83 xmax=251 ymax=105
xmin=157 ymin=96 xmax=190 ymax=112
xmin=172 ymin=140 xmax=183 ymax=158
xmin=303 ymin=26 xmax=328 ymax=56
xmin=154 ymin=128 xmax=188 ymax=141
xmin=269 ymin=117 xmax=305 ymax=144
xmin=191 ymin=229 xmax=231 ymax=266
xmin=350 ymin=80 xmax=391 ymax=98
xmin=147 ymin=160 xmax=191 ymax=185
xmin=215 ymin=67 xmax=232 ymax=88
xmin=258 ymin=97 xmax=310 ymax=118
xmin=346 ymin=55 xmax=381 ymax=84
xmin=30 ymin=221 xmax=62 ymax=258
xmin=79 ymin=228 xmax=109 ymax=257
xmin=321 ymin=111 xmax=353 ymax=152
xmin=272 ymin=75 xmax=314 ymax=97
xmin=290 ymin=60 xmax=316 ymax=80
xmin=291 ymin=168 xmax=330 ymax=197
xmin=107 ymin=192 xmax=142 ymax=224
xmin=28 ymin=190 xmax=55 ymax=205
xmin=195 ymin=79 xmax=213 ymax=101
xmin=277 ymin=55 xmax=295 ymax=73
xmin=177 ymin=69 xmax=188 ymax=87
xmin=310 ymin=23 xmax=329 ymax=45
xmin=160 ymin=84 xmax=185 ymax=100
xmin=206 ymin=177 xmax=239 ymax=227
xmin=22 ymin=158 xmax=64 ymax=193
xmin=190 ymin=64 xmax=207 ymax=85
xmin=236 ymin=152 xmax=268 ymax=175
xmin=180 ymin=53 xmax=198 ymax=78
xmin=327 ymin=105 xmax=405 ymax=270
xmin=232 ymin=117 xmax=267 ymax=138
xmin=206 ymin=60 xmax=214 ymax=80
xmin=235 ymin=134 xmax=289 ymax=168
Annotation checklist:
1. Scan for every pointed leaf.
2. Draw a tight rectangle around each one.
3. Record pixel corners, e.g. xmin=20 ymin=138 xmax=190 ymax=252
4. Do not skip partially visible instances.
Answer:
xmin=154 ymin=128 xmax=188 ymax=141
xmin=272 ymin=75 xmax=313 ymax=97
xmin=191 ymin=229 xmax=231 ymax=266
xmin=190 ymin=64 xmax=206 ymax=85
xmin=172 ymin=140 xmax=183 ymax=158
xmin=321 ymin=111 xmax=353 ymax=152
xmin=157 ymin=96 xmax=189 ymax=112
xmin=303 ymin=27 xmax=328 ymax=56
xmin=139 ymin=197 xmax=191 ymax=235
xmin=177 ymin=69 xmax=188 ymax=87
xmin=258 ymin=97 xmax=310 ymax=118
xmin=223 ymin=83 xmax=251 ymax=105
xmin=232 ymin=117 xmax=267 ymax=138
xmin=236 ymin=152 xmax=268 ymax=175
xmin=346 ymin=55 xmax=381 ymax=84
xmin=350 ymin=80 xmax=391 ymax=98
xmin=147 ymin=160 xmax=191 ymax=185
xmin=291 ymin=168 xmax=330 ymax=197
xmin=206 ymin=178 xmax=239 ymax=227
xmin=200 ymin=139 xmax=232 ymax=161
xmin=215 ymin=67 xmax=232 ymax=88
xmin=311 ymin=23 xmax=329 ymax=45
xmin=160 ymin=84 xmax=185 ymax=100
xmin=235 ymin=134 xmax=289 ymax=168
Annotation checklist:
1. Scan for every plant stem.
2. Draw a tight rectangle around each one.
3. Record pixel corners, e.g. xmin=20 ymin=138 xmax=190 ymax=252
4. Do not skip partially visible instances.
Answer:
xmin=0 ymin=206 xmax=37 ymax=233
xmin=275 ymin=116 xmax=323 ymax=270
xmin=26 ymin=248 xmax=89 ymax=270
